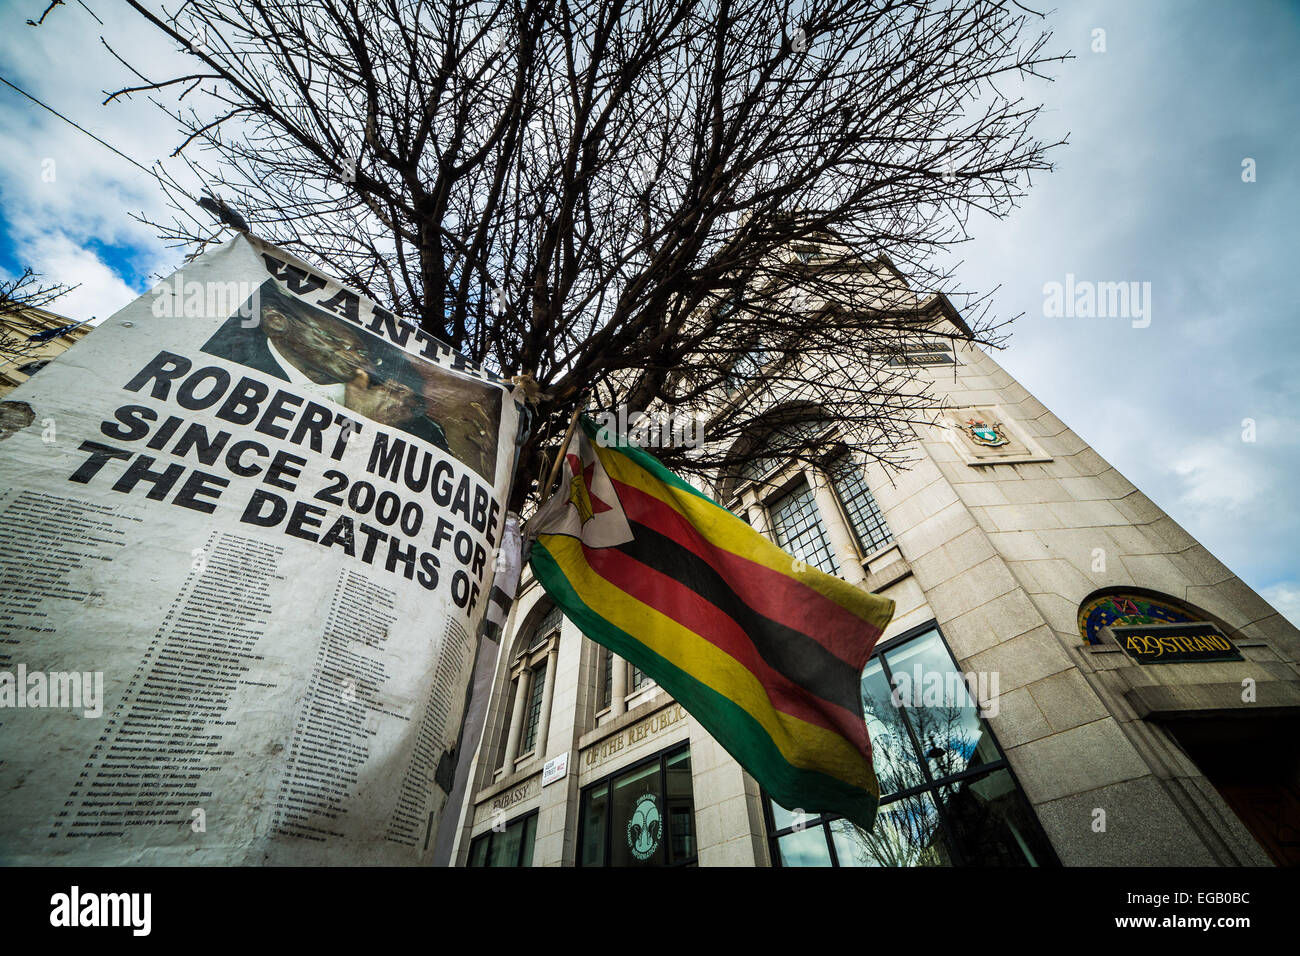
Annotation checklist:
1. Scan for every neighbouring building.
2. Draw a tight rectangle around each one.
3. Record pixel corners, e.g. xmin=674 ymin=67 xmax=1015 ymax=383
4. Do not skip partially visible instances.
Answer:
xmin=448 ymin=249 xmax=1300 ymax=868
xmin=0 ymin=305 xmax=89 ymax=400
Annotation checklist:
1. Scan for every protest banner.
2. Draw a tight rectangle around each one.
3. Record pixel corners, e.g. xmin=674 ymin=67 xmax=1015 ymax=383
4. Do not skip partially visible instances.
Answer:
xmin=0 ymin=234 xmax=523 ymax=864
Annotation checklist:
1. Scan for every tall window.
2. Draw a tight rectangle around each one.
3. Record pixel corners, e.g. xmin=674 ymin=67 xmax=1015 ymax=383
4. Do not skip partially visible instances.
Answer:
xmin=768 ymin=482 xmax=840 ymax=575
xmin=594 ymin=643 xmax=655 ymax=716
xmin=732 ymin=422 xmax=894 ymax=576
xmin=828 ymin=454 xmax=893 ymax=556
xmin=629 ymin=663 xmax=652 ymax=693
xmin=765 ymin=623 xmax=1058 ymax=867
xmin=496 ymin=605 xmax=562 ymax=775
xmin=726 ymin=342 xmax=769 ymax=395
xmin=467 ymin=811 xmax=538 ymax=867
xmin=602 ymin=644 xmax=613 ymax=708
xmin=520 ymin=660 xmax=548 ymax=755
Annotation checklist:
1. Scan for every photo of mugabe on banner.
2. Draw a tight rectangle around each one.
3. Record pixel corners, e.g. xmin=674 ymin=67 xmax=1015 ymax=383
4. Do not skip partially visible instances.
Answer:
xmin=200 ymin=279 xmax=502 ymax=480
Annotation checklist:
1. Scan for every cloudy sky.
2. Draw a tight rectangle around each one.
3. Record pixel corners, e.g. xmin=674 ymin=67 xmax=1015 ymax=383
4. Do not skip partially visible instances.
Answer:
xmin=1 ymin=0 xmax=1297 ymax=623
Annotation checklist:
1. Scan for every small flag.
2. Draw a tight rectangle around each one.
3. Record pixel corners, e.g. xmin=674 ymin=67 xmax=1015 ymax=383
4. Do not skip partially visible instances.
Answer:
xmin=526 ymin=416 xmax=893 ymax=830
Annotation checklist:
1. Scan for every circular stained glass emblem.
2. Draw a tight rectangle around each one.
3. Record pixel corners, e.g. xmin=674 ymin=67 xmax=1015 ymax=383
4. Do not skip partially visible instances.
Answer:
xmin=1078 ymin=593 xmax=1194 ymax=645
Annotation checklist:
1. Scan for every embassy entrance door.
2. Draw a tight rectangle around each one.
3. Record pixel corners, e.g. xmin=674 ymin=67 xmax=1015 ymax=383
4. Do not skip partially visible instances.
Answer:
xmin=1164 ymin=713 xmax=1300 ymax=866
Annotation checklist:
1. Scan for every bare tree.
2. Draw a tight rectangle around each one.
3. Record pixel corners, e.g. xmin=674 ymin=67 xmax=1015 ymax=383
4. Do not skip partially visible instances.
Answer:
xmin=102 ymin=0 xmax=1065 ymax=508
xmin=0 ymin=268 xmax=79 ymax=369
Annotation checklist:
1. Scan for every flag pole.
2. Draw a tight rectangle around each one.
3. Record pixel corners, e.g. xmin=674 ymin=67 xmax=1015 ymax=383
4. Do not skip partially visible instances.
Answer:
xmin=538 ymin=394 xmax=586 ymax=506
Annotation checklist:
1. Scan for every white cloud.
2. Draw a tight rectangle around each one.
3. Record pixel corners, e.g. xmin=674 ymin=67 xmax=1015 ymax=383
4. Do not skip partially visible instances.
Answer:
xmin=18 ymin=233 xmax=140 ymax=323
xmin=1259 ymin=582 xmax=1300 ymax=630
xmin=1168 ymin=440 xmax=1270 ymax=513
xmin=0 ymin=4 xmax=200 ymax=314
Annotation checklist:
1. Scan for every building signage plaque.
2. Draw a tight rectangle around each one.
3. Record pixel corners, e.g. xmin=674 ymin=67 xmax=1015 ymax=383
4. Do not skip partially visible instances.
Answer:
xmin=1107 ymin=622 xmax=1242 ymax=664
xmin=582 ymin=704 xmax=686 ymax=771
xmin=542 ymin=752 xmax=568 ymax=786
xmin=490 ymin=778 xmax=534 ymax=812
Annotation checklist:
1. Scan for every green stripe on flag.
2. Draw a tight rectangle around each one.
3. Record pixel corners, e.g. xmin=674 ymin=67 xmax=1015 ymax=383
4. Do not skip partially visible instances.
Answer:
xmin=531 ymin=541 xmax=879 ymax=831
xmin=580 ymin=415 xmax=722 ymax=508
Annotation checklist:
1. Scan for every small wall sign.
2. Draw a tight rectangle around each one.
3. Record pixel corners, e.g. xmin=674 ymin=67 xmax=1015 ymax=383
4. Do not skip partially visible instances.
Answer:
xmin=542 ymin=751 xmax=569 ymax=786
xmin=1106 ymin=621 xmax=1243 ymax=664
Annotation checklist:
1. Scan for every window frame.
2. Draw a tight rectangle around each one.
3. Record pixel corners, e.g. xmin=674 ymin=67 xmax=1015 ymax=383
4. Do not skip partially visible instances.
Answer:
xmin=762 ymin=619 xmax=1059 ymax=868
xmin=575 ymin=741 xmax=696 ymax=867
xmin=495 ymin=604 xmax=563 ymax=776
xmin=825 ymin=452 xmax=895 ymax=559
xmin=765 ymin=478 xmax=842 ymax=575
xmin=731 ymin=435 xmax=895 ymax=572
xmin=519 ymin=658 xmax=548 ymax=756
xmin=593 ymin=643 xmax=657 ymax=720
xmin=467 ymin=809 xmax=540 ymax=867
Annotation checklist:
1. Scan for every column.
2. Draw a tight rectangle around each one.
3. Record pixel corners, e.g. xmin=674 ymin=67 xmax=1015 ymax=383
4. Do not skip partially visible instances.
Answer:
xmin=501 ymin=667 xmax=531 ymax=772
xmin=610 ymin=652 xmax=628 ymax=717
xmin=535 ymin=644 xmax=559 ymax=758
xmin=742 ymin=488 xmax=771 ymax=536
xmin=806 ymin=468 xmax=867 ymax=584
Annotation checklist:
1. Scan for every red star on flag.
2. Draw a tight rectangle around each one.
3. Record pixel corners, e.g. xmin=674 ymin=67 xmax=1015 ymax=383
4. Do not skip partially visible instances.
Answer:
xmin=566 ymin=452 xmax=613 ymax=524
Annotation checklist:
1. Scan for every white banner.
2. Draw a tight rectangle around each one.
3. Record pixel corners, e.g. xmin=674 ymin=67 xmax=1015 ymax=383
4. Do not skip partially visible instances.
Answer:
xmin=0 ymin=234 xmax=522 ymax=864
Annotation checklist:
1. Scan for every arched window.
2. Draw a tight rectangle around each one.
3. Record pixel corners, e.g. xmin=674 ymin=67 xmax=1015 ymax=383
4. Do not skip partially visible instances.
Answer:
xmin=496 ymin=603 xmax=564 ymax=777
xmin=727 ymin=419 xmax=895 ymax=582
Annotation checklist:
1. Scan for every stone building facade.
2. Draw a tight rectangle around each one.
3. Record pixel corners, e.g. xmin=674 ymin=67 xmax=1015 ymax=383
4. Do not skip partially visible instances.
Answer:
xmin=0 ymin=306 xmax=88 ymax=400
xmin=447 ymin=267 xmax=1300 ymax=867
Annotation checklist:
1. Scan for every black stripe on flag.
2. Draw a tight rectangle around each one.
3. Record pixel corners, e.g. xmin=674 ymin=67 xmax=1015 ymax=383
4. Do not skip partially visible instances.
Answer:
xmin=615 ymin=520 xmax=864 ymax=715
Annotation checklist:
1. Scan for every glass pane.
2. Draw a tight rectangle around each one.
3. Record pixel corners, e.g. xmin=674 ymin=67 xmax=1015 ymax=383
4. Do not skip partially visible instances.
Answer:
xmin=665 ymin=749 xmax=695 ymax=863
xmin=729 ymin=345 xmax=767 ymax=386
xmin=467 ymin=834 xmax=489 ymax=867
xmin=862 ymin=659 xmax=926 ymax=795
xmin=668 ymin=806 xmax=695 ymax=863
xmin=602 ymin=647 xmax=612 ymax=707
xmin=828 ymin=455 xmax=893 ymax=555
xmin=769 ymin=482 xmax=840 ymax=575
xmin=885 ymin=631 xmax=998 ymax=781
xmin=630 ymin=663 xmax=652 ymax=692
xmin=739 ymin=420 xmax=826 ymax=487
xmin=829 ymin=792 xmax=952 ymax=867
xmin=487 ymin=818 xmax=523 ymax=867
xmin=937 ymin=769 xmax=1055 ymax=866
xmin=579 ymin=784 xmax=608 ymax=867
xmin=776 ymin=826 xmax=833 ymax=867
xmin=609 ymin=762 xmax=667 ymax=866
xmin=531 ymin=605 xmax=562 ymax=647
xmin=768 ymin=800 xmax=823 ymax=833
xmin=665 ymin=749 xmax=692 ymax=797
xmin=518 ymin=813 xmax=537 ymax=867
xmin=521 ymin=661 xmax=547 ymax=754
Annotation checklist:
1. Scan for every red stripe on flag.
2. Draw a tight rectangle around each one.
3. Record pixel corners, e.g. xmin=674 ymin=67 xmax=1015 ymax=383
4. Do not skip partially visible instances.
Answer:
xmin=580 ymin=540 xmax=871 ymax=756
xmin=611 ymin=477 xmax=884 ymax=668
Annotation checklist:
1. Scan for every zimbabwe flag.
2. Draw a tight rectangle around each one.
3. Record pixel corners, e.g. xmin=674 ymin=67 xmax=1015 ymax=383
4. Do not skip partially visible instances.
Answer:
xmin=526 ymin=416 xmax=894 ymax=831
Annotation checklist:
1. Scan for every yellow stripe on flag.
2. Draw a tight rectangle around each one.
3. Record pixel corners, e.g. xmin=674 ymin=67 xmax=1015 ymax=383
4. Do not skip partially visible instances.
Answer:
xmin=540 ymin=533 xmax=878 ymax=792
xmin=594 ymin=441 xmax=893 ymax=632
